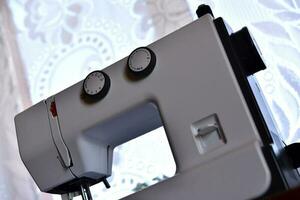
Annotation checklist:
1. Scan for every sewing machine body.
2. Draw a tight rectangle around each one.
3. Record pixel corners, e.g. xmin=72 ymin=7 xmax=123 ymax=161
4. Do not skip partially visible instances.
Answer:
xmin=15 ymin=10 xmax=300 ymax=200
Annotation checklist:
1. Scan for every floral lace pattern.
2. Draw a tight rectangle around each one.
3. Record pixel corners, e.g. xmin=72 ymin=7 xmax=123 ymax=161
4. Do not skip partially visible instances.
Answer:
xmin=4 ymin=0 xmax=190 ymax=199
xmin=187 ymin=0 xmax=300 ymax=144
xmin=1 ymin=0 xmax=299 ymax=199
xmin=24 ymin=0 xmax=92 ymax=44
xmin=133 ymin=0 xmax=192 ymax=39
xmin=254 ymin=0 xmax=300 ymax=144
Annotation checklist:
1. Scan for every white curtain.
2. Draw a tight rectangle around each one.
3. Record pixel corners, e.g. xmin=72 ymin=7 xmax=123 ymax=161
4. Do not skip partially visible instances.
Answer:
xmin=0 ymin=3 xmax=40 ymax=200
xmin=1 ymin=0 xmax=192 ymax=199
xmin=187 ymin=0 xmax=300 ymax=145
xmin=0 ymin=0 xmax=299 ymax=200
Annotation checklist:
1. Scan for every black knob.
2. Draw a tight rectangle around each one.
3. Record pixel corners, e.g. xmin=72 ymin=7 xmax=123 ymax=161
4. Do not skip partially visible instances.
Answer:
xmin=127 ymin=47 xmax=156 ymax=78
xmin=83 ymin=71 xmax=110 ymax=99
xmin=230 ymin=27 xmax=266 ymax=76
xmin=196 ymin=4 xmax=214 ymax=18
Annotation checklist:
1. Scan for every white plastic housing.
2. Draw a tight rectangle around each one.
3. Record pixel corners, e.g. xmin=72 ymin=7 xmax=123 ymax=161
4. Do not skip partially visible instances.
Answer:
xmin=15 ymin=14 xmax=270 ymax=199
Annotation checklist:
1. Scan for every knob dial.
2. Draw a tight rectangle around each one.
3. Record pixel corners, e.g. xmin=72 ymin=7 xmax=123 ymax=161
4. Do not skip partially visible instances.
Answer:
xmin=83 ymin=71 xmax=110 ymax=99
xmin=127 ymin=47 xmax=156 ymax=77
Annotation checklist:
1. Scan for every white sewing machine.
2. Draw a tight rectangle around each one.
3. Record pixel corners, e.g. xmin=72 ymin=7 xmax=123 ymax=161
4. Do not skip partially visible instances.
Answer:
xmin=14 ymin=5 xmax=300 ymax=200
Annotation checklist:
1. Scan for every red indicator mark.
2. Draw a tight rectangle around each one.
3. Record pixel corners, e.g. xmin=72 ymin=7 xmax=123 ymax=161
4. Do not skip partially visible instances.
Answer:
xmin=50 ymin=101 xmax=58 ymax=117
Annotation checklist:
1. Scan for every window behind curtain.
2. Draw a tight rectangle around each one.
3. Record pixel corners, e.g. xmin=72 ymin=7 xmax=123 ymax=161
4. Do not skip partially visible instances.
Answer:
xmin=187 ymin=0 xmax=300 ymax=145
xmin=6 ymin=0 xmax=192 ymax=199
xmin=4 ymin=0 xmax=300 ymax=199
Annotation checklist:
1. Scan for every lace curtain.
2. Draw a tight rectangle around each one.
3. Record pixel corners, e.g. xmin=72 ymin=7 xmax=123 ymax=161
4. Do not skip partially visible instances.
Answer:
xmin=0 ymin=3 xmax=42 ymax=200
xmin=0 ymin=0 xmax=299 ymax=200
xmin=187 ymin=0 xmax=300 ymax=145
xmin=1 ymin=0 xmax=192 ymax=199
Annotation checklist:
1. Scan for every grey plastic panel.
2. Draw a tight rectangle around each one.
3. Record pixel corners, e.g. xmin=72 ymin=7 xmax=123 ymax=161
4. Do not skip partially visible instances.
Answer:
xmin=15 ymin=14 xmax=271 ymax=199
xmin=123 ymin=142 xmax=270 ymax=200
xmin=45 ymin=97 xmax=72 ymax=168
xmin=14 ymin=101 xmax=74 ymax=192
xmin=54 ymin=14 xmax=270 ymax=198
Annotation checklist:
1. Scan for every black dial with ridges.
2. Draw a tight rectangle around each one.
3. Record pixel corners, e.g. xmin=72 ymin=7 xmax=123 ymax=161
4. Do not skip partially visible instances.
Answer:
xmin=83 ymin=71 xmax=110 ymax=99
xmin=127 ymin=47 xmax=156 ymax=77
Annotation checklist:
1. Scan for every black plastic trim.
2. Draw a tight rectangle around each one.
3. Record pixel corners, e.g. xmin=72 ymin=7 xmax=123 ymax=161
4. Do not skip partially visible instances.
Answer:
xmin=213 ymin=17 xmax=289 ymax=198
xmin=213 ymin=17 xmax=272 ymax=145
xmin=48 ymin=176 xmax=108 ymax=194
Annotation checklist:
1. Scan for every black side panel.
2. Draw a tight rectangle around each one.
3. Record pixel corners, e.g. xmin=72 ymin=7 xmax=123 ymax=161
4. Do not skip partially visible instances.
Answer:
xmin=213 ymin=17 xmax=272 ymax=145
xmin=214 ymin=18 xmax=273 ymax=144
xmin=213 ymin=17 xmax=288 ymax=198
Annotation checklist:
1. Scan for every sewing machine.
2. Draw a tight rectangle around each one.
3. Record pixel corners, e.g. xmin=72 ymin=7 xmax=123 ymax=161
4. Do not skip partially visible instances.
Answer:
xmin=14 ymin=5 xmax=300 ymax=200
